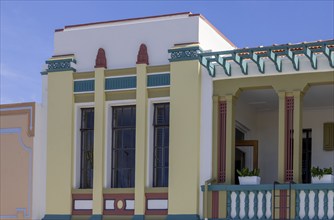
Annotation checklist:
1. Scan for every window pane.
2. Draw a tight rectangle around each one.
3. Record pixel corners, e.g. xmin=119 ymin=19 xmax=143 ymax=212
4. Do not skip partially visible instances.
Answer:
xmin=80 ymin=108 xmax=94 ymax=189
xmin=111 ymin=106 xmax=136 ymax=188
xmin=153 ymin=103 xmax=169 ymax=187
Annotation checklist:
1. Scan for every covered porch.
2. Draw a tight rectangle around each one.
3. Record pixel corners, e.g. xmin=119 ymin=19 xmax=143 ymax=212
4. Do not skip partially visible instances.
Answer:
xmin=199 ymin=40 xmax=334 ymax=219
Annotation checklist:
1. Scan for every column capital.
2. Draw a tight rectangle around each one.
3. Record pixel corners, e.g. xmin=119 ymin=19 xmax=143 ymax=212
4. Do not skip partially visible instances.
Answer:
xmin=168 ymin=43 xmax=202 ymax=62
xmin=42 ymin=55 xmax=76 ymax=75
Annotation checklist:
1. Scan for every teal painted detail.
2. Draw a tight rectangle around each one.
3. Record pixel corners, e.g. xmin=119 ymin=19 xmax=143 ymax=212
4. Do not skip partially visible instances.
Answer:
xmin=46 ymin=58 xmax=76 ymax=73
xmin=236 ymin=191 xmax=240 ymax=218
xmin=165 ymin=214 xmax=200 ymax=220
xmin=168 ymin=46 xmax=203 ymax=62
xmin=295 ymin=190 xmax=300 ymax=219
xmin=90 ymin=214 xmax=102 ymax=220
xmin=147 ymin=73 xmax=170 ymax=87
xmin=305 ymin=190 xmax=310 ymax=219
xmin=323 ymin=189 xmax=328 ymax=219
xmin=74 ymin=80 xmax=95 ymax=92
xmin=132 ymin=215 xmax=145 ymax=220
xmin=198 ymin=40 xmax=334 ymax=77
xmin=262 ymin=191 xmax=267 ymax=219
xmin=245 ymin=191 xmax=249 ymax=218
xmin=314 ymin=189 xmax=319 ymax=218
xmin=253 ymin=191 xmax=258 ymax=220
xmin=324 ymin=44 xmax=334 ymax=67
xmin=42 ymin=215 xmax=71 ymax=220
xmin=105 ymin=76 xmax=136 ymax=90
xmin=227 ymin=191 xmax=231 ymax=219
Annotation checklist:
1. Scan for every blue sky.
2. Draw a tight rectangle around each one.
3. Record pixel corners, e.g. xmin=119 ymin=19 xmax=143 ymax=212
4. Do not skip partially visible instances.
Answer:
xmin=1 ymin=1 xmax=333 ymax=104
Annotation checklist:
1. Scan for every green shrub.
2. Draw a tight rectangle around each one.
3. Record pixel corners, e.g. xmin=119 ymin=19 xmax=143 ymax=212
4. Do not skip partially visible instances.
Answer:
xmin=237 ymin=167 xmax=260 ymax=177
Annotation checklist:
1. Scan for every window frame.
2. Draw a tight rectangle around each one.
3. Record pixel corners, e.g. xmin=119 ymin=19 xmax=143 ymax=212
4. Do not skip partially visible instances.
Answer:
xmin=110 ymin=105 xmax=136 ymax=188
xmin=105 ymin=100 xmax=136 ymax=188
xmin=147 ymin=97 xmax=170 ymax=187
xmin=152 ymin=102 xmax=170 ymax=187
xmin=74 ymin=102 xmax=94 ymax=189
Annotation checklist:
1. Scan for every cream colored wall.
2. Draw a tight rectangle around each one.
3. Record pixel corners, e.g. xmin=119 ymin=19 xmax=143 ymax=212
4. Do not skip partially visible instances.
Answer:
xmin=169 ymin=59 xmax=201 ymax=215
xmin=303 ymin=108 xmax=334 ymax=169
xmin=46 ymin=70 xmax=74 ymax=214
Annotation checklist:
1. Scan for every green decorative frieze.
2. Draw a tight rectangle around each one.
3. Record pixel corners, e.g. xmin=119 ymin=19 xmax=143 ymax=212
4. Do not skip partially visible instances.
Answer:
xmin=199 ymin=40 xmax=334 ymax=77
xmin=45 ymin=58 xmax=76 ymax=73
xmin=147 ymin=73 xmax=170 ymax=87
xmin=105 ymin=76 xmax=136 ymax=90
xmin=74 ymin=80 xmax=95 ymax=93
xmin=168 ymin=46 xmax=202 ymax=62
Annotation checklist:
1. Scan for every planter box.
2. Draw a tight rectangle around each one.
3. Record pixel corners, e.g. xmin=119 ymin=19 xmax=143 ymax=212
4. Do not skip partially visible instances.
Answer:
xmin=311 ymin=174 xmax=334 ymax=184
xmin=238 ymin=176 xmax=261 ymax=185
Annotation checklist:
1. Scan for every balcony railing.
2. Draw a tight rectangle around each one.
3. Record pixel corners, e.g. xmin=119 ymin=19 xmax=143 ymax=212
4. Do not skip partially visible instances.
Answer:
xmin=201 ymin=182 xmax=334 ymax=220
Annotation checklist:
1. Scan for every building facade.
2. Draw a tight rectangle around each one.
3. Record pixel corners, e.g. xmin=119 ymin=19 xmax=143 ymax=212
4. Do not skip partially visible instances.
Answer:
xmin=0 ymin=102 xmax=45 ymax=220
xmin=1 ymin=12 xmax=332 ymax=220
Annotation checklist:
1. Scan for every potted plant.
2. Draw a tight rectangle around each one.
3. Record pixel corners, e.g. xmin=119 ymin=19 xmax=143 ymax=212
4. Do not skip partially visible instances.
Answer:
xmin=311 ymin=166 xmax=334 ymax=183
xmin=237 ymin=168 xmax=261 ymax=185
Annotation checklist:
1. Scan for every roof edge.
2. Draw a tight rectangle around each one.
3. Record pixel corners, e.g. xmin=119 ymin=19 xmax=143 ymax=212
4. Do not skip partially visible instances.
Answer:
xmin=56 ymin=12 xmax=193 ymax=31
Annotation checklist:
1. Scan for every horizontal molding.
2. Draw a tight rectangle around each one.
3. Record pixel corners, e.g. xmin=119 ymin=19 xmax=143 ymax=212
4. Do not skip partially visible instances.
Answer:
xmin=42 ymin=215 xmax=71 ymax=220
xmin=147 ymin=73 xmax=170 ymax=87
xmin=105 ymin=76 xmax=136 ymax=91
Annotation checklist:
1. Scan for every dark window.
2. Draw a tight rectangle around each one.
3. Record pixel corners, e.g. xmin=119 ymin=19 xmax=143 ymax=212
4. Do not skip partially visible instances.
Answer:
xmin=153 ymin=103 xmax=169 ymax=187
xmin=111 ymin=105 xmax=136 ymax=188
xmin=80 ymin=108 xmax=94 ymax=189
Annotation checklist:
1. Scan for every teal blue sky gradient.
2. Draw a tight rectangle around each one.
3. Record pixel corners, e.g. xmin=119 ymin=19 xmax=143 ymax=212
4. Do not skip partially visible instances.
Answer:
xmin=1 ymin=1 xmax=333 ymax=104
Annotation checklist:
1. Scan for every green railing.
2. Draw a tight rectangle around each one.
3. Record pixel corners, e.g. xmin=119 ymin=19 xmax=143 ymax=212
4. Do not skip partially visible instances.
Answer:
xmin=201 ymin=183 xmax=334 ymax=220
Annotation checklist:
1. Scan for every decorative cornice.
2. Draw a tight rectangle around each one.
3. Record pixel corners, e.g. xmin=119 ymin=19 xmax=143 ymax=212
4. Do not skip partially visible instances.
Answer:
xmin=168 ymin=46 xmax=202 ymax=62
xmin=136 ymin=44 xmax=149 ymax=65
xmin=95 ymin=48 xmax=107 ymax=68
xmin=43 ymin=58 xmax=77 ymax=74
xmin=199 ymin=39 xmax=334 ymax=77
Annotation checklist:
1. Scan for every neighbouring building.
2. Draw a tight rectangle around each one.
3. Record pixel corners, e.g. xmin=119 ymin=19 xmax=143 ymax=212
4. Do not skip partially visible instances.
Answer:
xmin=1 ymin=12 xmax=333 ymax=220
xmin=0 ymin=102 xmax=46 ymax=220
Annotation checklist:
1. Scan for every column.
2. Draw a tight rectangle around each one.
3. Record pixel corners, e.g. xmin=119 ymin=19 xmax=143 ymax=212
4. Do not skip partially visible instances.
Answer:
xmin=224 ymin=95 xmax=236 ymax=184
xmin=293 ymin=90 xmax=303 ymax=183
xmin=92 ymin=66 xmax=106 ymax=220
xmin=167 ymin=45 xmax=202 ymax=220
xmin=134 ymin=63 xmax=148 ymax=220
xmin=44 ymin=57 xmax=75 ymax=220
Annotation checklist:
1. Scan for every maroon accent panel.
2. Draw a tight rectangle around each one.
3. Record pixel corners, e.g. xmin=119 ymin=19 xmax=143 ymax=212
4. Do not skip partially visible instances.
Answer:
xmin=145 ymin=193 xmax=168 ymax=215
xmin=218 ymin=101 xmax=227 ymax=183
xmin=211 ymin=191 xmax=219 ymax=218
xmin=136 ymin=44 xmax=149 ymax=65
xmin=279 ymin=190 xmax=288 ymax=219
xmin=285 ymin=97 xmax=294 ymax=182
xmin=72 ymin=194 xmax=93 ymax=215
xmin=103 ymin=193 xmax=135 ymax=215
xmin=95 ymin=48 xmax=107 ymax=68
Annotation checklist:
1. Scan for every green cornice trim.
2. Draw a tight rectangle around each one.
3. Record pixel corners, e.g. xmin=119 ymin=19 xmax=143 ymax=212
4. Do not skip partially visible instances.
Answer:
xmin=166 ymin=214 xmax=200 ymax=220
xmin=201 ymin=183 xmax=334 ymax=192
xmin=168 ymin=46 xmax=203 ymax=62
xmin=42 ymin=58 xmax=77 ymax=74
xmin=105 ymin=76 xmax=136 ymax=91
xmin=199 ymin=40 xmax=334 ymax=77
xmin=42 ymin=215 xmax=71 ymax=220
xmin=74 ymin=80 xmax=95 ymax=92
xmin=132 ymin=215 xmax=145 ymax=220
xmin=147 ymin=73 xmax=170 ymax=87
xmin=90 ymin=214 xmax=103 ymax=220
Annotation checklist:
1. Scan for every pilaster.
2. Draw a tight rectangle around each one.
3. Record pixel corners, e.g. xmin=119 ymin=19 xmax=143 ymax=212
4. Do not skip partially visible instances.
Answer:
xmin=167 ymin=44 xmax=202 ymax=218
xmin=134 ymin=63 xmax=148 ymax=216
xmin=45 ymin=56 xmax=76 ymax=215
xmin=293 ymin=90 xmax=303 ymax=183
xmin=224 ymin=95 xmax=236 ymax=184
xmin=92 ymin=67 xmax=105 ymax=215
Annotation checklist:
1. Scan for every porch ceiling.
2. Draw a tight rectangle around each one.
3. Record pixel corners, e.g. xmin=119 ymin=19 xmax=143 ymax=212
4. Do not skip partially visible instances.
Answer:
xmin=238 ymin=84 xmax=334 ymax=112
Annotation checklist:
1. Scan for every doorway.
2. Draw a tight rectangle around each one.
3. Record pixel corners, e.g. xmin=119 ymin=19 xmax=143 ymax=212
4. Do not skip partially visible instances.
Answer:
xmin=302 ymin=129 xmax=312 ymax=183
